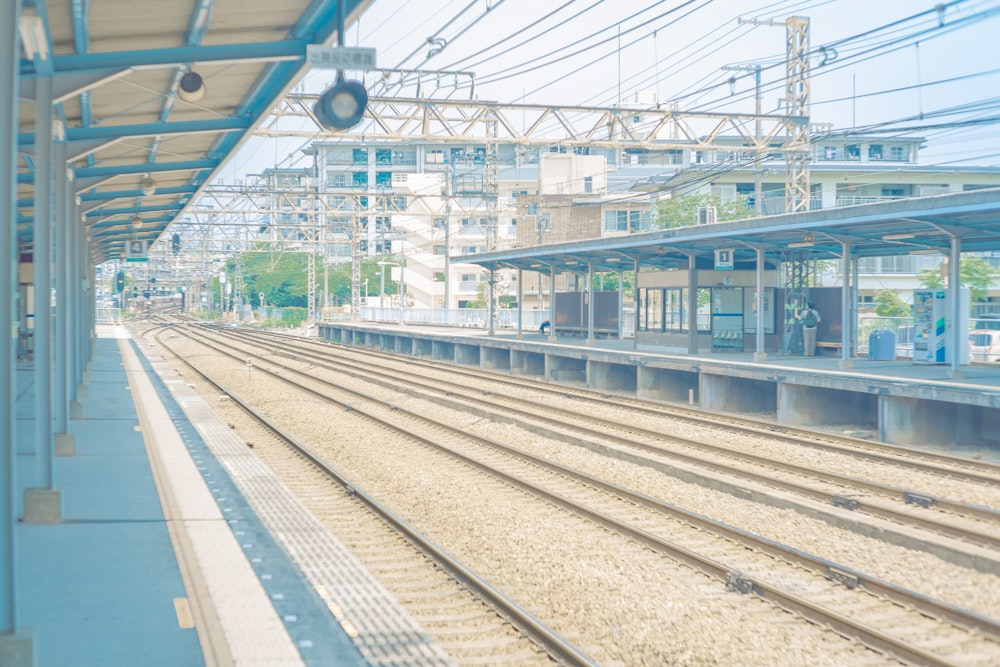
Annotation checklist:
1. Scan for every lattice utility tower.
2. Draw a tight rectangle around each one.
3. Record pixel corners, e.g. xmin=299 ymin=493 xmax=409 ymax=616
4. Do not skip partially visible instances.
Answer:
xmin=739 ymin=15 xmax=811 ymax=213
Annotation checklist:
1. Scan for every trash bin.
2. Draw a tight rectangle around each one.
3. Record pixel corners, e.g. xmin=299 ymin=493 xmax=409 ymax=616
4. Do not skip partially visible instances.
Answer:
xmin=869 ymin=330 xmax=896 ymax=360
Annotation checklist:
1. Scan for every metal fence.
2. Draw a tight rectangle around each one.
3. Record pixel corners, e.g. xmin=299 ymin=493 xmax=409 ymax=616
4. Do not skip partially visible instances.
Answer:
xmin=354 ymin=306 xmax=637 ymax=337
xmin=95 ymin=307 xmax=121 ymax=323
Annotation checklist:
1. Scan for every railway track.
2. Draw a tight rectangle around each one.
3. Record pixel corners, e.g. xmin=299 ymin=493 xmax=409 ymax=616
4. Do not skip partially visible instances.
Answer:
xmin=224 ymin=325 xmax=1000 ymax=485
xmin=154 ymin=322 xmax=1000 ymax=666
xmin=204 ymin=324 xmax=1000 ymax=553
xmin=146 ymin=323 xmax=591 ymax=666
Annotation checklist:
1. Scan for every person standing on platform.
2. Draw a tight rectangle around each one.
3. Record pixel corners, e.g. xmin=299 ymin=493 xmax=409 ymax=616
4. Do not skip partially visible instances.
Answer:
xmin=798 ymin=301 xmax=821 ymax=356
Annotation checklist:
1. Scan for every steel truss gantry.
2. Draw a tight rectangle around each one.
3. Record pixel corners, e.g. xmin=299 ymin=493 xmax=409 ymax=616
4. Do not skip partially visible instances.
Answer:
xmin=261 ymin=94 xmax=806 ymax=156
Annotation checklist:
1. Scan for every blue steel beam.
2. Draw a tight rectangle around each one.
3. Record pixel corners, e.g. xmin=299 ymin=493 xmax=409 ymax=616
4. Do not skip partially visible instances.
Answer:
xmin=18 ymin=69 xmax=125 ymax=104
xmin=20 ymin=41 xmax=307 ymax=77
xmin=197 ymin=0 xmax=352 ymax=196
xmin=85 ymin=203 xmax=185 ymax=218
xmin=19 ymin=117 xmax=250 ymax=147
xmin=71 ymin=0 xmax=95 ymax=168
xmin=79 ymin=184 xmax=199 ymax=201
xmin=71 ymin=159 xmax=219 ymax=192
xmin=90 ymin=216 xmax=173 ymax=232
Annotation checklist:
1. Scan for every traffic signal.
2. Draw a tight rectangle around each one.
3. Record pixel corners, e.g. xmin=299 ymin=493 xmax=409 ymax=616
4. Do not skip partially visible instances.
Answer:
xmin=171 ymin=233 xmax=181 ymax=254
xmin=115 ymin=271 xmax=125 ymax=293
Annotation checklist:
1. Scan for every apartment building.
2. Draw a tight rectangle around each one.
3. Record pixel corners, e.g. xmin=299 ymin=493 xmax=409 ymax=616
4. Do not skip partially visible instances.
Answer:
xmin=248 ymin=134 xmax=1000 ymax=313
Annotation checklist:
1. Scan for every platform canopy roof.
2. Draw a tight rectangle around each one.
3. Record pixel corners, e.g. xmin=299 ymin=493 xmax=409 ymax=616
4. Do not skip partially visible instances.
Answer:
xmin=16 ymin=0 xmax=371 ymax=263
xmin=457 ymin=188 xmax=1000 ymax=275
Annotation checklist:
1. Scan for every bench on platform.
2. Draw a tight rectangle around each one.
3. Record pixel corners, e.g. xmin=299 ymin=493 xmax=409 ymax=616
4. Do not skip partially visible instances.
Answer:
xmin=815 ymin=341 xmax=842 ymax=355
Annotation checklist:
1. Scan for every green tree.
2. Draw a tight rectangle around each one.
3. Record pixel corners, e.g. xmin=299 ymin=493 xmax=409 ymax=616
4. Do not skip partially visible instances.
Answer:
xmin=230 ymin=250 xmax=311 ymax=308
xmin=655 ymin=192 xmax=753 ymax=229
xmin=873 ymin=289 xmax=911 ymax=317
xmin=590 ymin=271 xmax=635 ymax=301
xmin=917 ymin=256 xmax=995 ymax=302
xmin=227 ymin=248 xmax=396 ymax=309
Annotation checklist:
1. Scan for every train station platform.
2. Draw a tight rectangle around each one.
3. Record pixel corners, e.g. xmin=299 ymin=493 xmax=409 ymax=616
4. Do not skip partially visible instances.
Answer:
xmin=319 ymin=321 xmax=1000 ymax=461
xmin=8 ymin=326 xmax=451 ymax=667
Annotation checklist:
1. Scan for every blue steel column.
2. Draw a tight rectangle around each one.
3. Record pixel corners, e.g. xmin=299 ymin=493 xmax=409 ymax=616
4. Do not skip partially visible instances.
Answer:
xmin=754 ymin=247 xmax=766 ymax=360
xmin=548 ymin=265 xmax=556 ymax=341
xmin=1 ymin=0 xmax=20 ymax=646
xmin=633 ymin=257 xmax=640 ymax=351
xmin=53 ymin=138 xmax=70 ymax=442
xmin=76 ymin=216 xmax=87 ymax=388
xmin=515 ymin=268 xmax=523 ymax=337
xmin=686 ymin=254 xmax=698 ymax=354
xmin=840 ymin=241 xmax=853 ymax=368
xmin=617 ymin=270 xmax=624 ymax=340
xmin=586 ymin=263 xmax=594 ymax=343
xmin=75 ymin=212 xmax=85 ymax=393
xmin=32 ymin=73 xmax=56 ymax=497
xmin=949 ymin=236 xmax=962 ymax=376
xmin=487 ymin=268 xmax=495 ymax=336
xmin=66 ymin=195 xmax=79 ymax=406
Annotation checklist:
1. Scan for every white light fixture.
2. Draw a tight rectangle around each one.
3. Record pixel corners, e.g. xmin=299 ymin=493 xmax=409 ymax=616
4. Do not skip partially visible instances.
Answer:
xmin=178 ymin=71 xmax=206 ymax=102
xmin=131 ymin=214 xmax=143 ymax=228
xmin=882 ymin=232 xmax=915 ymax=241
xmin=788 ymin=232 xmax=815 ymax=248
xmin=19 ymin=6 xmax=49 ymax=61
xmin=140 ymin=177 xmax=156 ymax=196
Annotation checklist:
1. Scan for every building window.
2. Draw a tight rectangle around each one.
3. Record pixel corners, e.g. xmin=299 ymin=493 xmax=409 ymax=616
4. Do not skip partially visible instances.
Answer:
xmin=584 ymin=176 xmax=593 ymax=194
xmin=375 ymin=171 xmax=392 ymax=188
xmin=352 ymin=148 xmax=368 ymax=165
xmin=352 ymin=172 xmax=368 ymax=188
xmin=327 ymin=173 xmax=349 ymax=188
xmin=629 ymin=210 xmax=648 ymax=231
xmin=433 ymin=245 xmax=447 ymax=255
xmin=822 ymin=146 xmax=837 ymax=160
xmin=845 ymin=144 xmax=861 ymax=160
xmin=889 ymin=146 xmax=907 ymax=161
xmin=375 ymin=149 xmax=392 ymax=165
xmin=868 ymin=144 xmax=883 ymax=161
xmin=604 ymin=210 xmax=628 ymax=232
xmin=605 ymin=210 xmax=647 ymax=232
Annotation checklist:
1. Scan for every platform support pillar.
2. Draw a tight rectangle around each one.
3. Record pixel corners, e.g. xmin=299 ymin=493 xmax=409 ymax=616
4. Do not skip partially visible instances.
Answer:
xmin=1 ymin=0 xmax=25 ymax=648
xmin=33 ymin=73 xmax=57 ymax=497
xmin=753 ymin=246 xmax=767 ymax=361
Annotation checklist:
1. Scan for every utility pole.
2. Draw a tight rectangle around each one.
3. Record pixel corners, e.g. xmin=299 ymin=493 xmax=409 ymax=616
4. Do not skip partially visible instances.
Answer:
xmin=738 ymin=16 xmax=811 ymax=213
xmin=723 ymin=63 xmax=763 ymax=215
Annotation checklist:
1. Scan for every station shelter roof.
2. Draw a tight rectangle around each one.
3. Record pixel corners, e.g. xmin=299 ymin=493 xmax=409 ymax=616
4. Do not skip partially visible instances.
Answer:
xmin=16 ymin=0 xmax=371 ymax=264
xmin=455 ymin=188 xmax=1000 ymax=275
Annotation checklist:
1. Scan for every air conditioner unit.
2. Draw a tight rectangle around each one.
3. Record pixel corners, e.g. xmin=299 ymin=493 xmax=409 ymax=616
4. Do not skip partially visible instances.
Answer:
xmin=697 ymin=206 xmax=717 ymax=225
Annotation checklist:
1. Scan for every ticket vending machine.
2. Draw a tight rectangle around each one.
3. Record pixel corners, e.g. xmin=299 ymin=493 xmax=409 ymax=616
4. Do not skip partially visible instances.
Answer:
xmin=913 ymin=288 xmax=969 ymax=364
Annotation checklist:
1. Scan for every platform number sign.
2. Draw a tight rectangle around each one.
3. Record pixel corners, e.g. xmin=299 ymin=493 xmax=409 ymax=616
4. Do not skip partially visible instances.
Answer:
xmin=714 ymin=248 xmax=734 ymax=270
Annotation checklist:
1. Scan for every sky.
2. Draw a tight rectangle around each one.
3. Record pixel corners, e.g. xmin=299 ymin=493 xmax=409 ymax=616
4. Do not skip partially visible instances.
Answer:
xmin=224 ymin=0 xmax=1000 ymax=181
